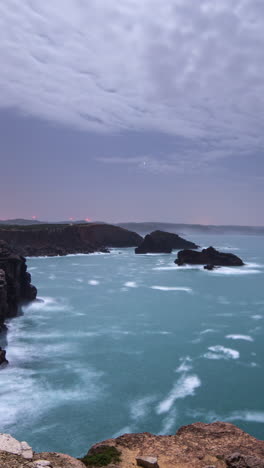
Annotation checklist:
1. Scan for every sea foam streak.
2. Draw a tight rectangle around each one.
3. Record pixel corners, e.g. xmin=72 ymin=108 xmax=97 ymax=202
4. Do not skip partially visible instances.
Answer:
xmin=226 ymin=334 xmax=254 ymax=342
xmin=204 ymin=345 xmax=240 ymax=360
xmin=156 ymin=375 xmax=201 ymax=414
xmin=151 ymin=286 xmax=192 ymax=293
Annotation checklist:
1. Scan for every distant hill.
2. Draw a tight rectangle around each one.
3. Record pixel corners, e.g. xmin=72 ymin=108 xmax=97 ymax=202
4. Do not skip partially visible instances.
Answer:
xmin=0 ymin=219 xmax=263 ymax=235
xmin=117 ymin=222 xmax=264 ymax=236
xmin=0 ymin=219 xmax=105 ymax=226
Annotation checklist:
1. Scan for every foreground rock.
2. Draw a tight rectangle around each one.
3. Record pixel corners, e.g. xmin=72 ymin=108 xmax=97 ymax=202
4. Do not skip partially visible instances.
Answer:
xmin=175 ymin=246 xmax=244 ymax=267
xmin=1 ymin=423 xmax=264 ymax=467
xmin=0 ymin=224 xmax=142 ymax=257
xmin=135 ymin=230 xmax=198 ymax=254
xmin=85 ymin=422 xmax=264 ymax=467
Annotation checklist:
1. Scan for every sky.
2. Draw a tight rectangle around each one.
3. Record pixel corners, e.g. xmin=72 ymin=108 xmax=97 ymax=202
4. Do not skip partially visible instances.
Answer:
xmin=0 ymin=0 xmax=264 ymax=225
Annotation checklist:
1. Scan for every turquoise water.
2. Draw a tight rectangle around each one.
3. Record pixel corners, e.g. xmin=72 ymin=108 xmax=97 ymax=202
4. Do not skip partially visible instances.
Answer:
xmin=1 ymin=234 xmax=264 ymax=456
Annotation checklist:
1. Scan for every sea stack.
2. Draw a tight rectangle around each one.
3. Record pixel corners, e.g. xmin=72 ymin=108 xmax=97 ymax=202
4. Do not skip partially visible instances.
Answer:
xmin=175 ymin=246 xmax=244 ymax=267
xmin=135 ymin=230 xmax=198 ymax=254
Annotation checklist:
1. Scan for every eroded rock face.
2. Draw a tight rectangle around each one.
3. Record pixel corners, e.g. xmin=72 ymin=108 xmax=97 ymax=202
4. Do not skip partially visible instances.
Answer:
xmin=135 ymin=230 xmax=198 ymax=254
xmin=175 ymin=246 xmax=244 ymax=267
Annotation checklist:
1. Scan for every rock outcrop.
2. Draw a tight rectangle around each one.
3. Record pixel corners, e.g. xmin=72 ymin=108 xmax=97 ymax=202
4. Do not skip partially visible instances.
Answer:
xmin=175 ymin=246 xmax=244 ymax=267
xmin=135 ymin=230 xmax=198 ymax=254
xmin=0 ymin=224 xmax=142 ymax=257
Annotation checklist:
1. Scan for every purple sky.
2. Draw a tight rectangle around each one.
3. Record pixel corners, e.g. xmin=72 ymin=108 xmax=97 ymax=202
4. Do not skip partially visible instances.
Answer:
xmin=0 ymin=1 xmax=264 ymax=224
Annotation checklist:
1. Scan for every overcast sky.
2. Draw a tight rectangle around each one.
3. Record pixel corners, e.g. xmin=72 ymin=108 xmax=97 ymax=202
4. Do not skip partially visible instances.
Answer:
xmin=1 ymin=0 xmax=264 ymax=224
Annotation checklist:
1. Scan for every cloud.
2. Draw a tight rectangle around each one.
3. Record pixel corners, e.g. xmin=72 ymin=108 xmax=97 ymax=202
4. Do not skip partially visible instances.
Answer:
xmin=1 ymin=0 xmax=264 ymax=165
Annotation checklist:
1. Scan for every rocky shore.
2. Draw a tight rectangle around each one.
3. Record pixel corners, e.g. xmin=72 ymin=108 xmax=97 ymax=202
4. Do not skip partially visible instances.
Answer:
xmin=1 ymin=422 xmax=264 ymax=467
xmin=0 ymin=240 xmax=37 ymax=366
xmin=0 ymin=223 xmax=142 ymax=257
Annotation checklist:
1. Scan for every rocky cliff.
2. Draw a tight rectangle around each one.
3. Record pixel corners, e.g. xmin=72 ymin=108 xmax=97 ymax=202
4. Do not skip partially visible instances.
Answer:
xmin=1 ymin=423 xmax=264 ymax=467
xmin=0 ymin=224 xmax=143 ymax=257
xmin=0 ymin=240 xmax=37 ymax=366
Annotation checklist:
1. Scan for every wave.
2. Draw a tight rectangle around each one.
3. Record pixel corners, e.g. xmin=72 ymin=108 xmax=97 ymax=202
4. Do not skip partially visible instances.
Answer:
xmin=156 ymin=374 xmax=201 ymax=414
xmin=226 ymin=334 xmax=254 ymax=342
xmin=151 ymin=286 xmax=192 ymax=293
xmin=252 ymin=315 xmax=263 ymax=320
xmin=204 ymin=345 xmax=240 ymax=360
xmin=124 ymin=281 xmax=138 ymax=288
xmin=88 ymin=280 xmax=100 ymax=285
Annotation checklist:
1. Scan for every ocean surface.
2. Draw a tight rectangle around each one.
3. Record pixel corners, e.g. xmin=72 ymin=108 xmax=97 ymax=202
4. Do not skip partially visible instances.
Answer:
xmin=1 ymin=234 xmax=264 ymax=456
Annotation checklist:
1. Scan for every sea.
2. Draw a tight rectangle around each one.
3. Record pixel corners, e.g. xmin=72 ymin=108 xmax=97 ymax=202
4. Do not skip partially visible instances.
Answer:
xmin=0 ymin=234 xmax=264 ymax=457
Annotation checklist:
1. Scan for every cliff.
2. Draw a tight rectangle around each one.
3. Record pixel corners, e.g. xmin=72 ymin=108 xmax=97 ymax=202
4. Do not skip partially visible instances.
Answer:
xmin=0 ymin=224 xmax=143 ymax=257
xmin=0 ymin=240 xmax=37 ymax=365
xmin=1 ymin=422 xmax=264 ymax=467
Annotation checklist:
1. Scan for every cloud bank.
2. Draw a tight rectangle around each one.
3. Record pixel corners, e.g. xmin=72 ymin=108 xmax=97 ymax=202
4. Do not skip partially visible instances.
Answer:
xmin=1 ymin=0 xmax=264 ymax=165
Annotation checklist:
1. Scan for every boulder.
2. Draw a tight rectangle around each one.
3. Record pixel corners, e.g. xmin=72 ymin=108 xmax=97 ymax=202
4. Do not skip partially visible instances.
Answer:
xmin=135 ymin=230 xmax=198 ymax=254
xmin=0 ymin=433 xmax=33 ymax=459
xmin=136 ymin=455 xmax=159 ymax=467
xmin=175 ymin=246 xmax=244 ymax=267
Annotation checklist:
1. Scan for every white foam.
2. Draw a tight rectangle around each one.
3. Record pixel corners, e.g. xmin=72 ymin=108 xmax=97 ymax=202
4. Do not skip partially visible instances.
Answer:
xmin=226 ymin=334 xmax=254 ymax=342
xmin=48 ymin=274 xmax=56 ymax=280
xmin=159 ymin=408 xmax=177 ymax=434
xmin=204 ymin=345 xmax=240 ymax=360
xmin=112 ymin=426 xmax=133 ymax=438
xmin=226 ymin=411 xmax=264 ymax=423
xmin=88 ymin=280 xmax=99 ymax=285
xmin=124 ymin=281 xmax=138 ymax=288
xmin=130 ymin=395 xmax=156 ymax=420
xmin=200 ymin=329 xmax=216 ymax=335
xmin=23 ymin=297 xmax=70 ymax=313
xmin=151 ymin=286 xmax=192 ymax=293
xmin=156 ymin=374 xmax=201 ymax=414
xmin=211 ymin=267 xmax=261 ymax=275
xmin=176 ymin=357 xmax=192 ymax=373
xmin=252 ymin=315 xmax=262 ymax=320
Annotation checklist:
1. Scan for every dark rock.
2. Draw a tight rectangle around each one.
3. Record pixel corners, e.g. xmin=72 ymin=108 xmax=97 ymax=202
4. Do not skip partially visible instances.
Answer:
xmin=135 ymin=230 xmax=198 ymax=254
xmin=204 ymin=264 xmax=216 ymax=270
xmin=0 ymin=347 xmax=8 ymax=366
xmin=0 ymin=224 xmax=142 ymax=257
xmin=226 ymin=452 xmax=264 ymax=467
xmin=175 ymin=246 xmax=244 ymax=267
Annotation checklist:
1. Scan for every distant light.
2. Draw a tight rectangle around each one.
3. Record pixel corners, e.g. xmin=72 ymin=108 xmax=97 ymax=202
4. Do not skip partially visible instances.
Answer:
xmin=31 ymin=216 xmax=37 ymax=219
xmin=85 ymin=218 xmax=91 ymax=222
xmin=69 ymin=217 xmax=74 ymax=221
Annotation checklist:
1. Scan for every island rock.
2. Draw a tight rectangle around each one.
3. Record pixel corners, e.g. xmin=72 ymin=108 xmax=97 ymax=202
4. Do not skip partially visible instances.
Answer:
xmin=135 ymin=230 xmax=198 ymax=254
xmin=175 ymin=246 xmax=244 ymax=267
